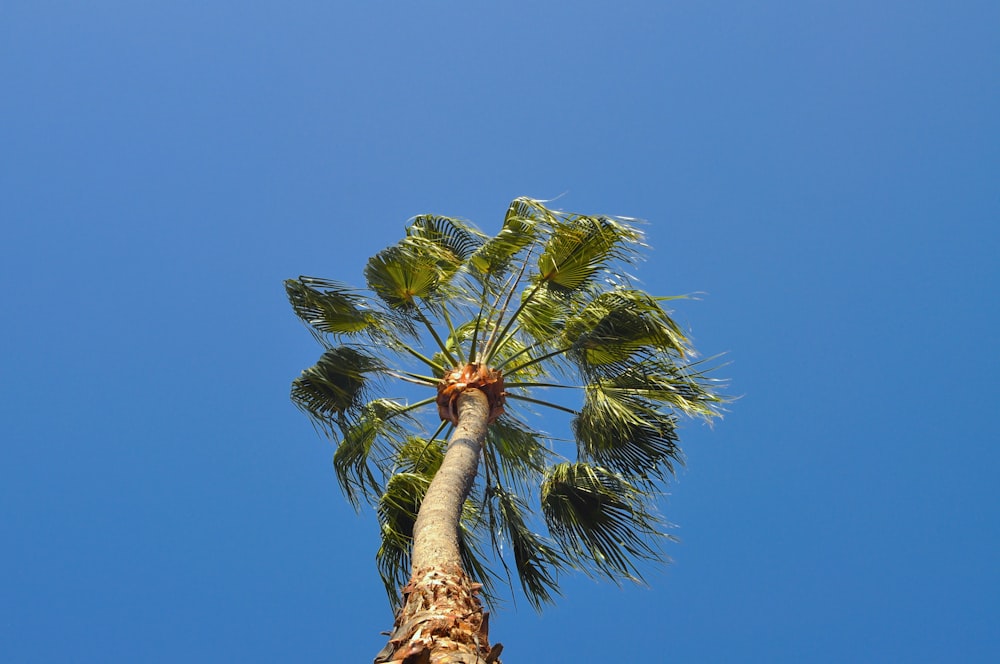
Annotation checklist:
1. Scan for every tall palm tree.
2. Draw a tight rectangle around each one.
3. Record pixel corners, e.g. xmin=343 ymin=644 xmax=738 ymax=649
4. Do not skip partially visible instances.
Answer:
xmin=286 ymin=197 xmax=723 ymax=663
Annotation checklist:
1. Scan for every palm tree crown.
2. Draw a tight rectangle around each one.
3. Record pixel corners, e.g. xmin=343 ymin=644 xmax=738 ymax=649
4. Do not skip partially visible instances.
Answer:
xmin=286 ymin=197 xmax=723 ymax=610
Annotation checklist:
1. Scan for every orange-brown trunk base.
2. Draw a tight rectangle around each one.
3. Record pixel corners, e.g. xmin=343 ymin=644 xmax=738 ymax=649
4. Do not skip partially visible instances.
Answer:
xmin=374 ymin=564 xmax=502 ymax=664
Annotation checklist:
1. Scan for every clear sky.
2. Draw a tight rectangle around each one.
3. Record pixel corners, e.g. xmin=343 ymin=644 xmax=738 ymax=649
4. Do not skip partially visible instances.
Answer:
xmin=2 ymin=1 xmax=998 ymax=662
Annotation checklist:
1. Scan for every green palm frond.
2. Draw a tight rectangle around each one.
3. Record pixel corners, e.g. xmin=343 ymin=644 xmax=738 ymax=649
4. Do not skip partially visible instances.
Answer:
xmin=541 ymin=462 xmax=666 ymax=582
xmin=364 ymin=236 xmax=463 ymax=310
xmin=489 ymin=486 xmax=563 ymax=609
xmin=407 ymin=215 xmax=486 ymax=263
xmin=376 ymin=471 xmax=427 ymax=602
xmin=430 ymin=319 xmax=482 ymax=376
xmin=468 ymin=198 xmax=543 ymax=281
xmin=484 ymin=332 xmax=548 ymax=382
xmin=285 ymin=277 xmax=379 ymax=338
xmin=511 ymin=284 xmax=576 ymax=349
xmin=396 ymin=435 xmax=446 ymax=476
xmin=290 ymin=346 xmax=387 ymax=432
xmin=599 ymin=359 xmax=725 ymax=420
xmin=334 ymin=399 xmax=416 ymax=506
xmin=564 ymin=289 xmax=688 ymax=373
xmin=458 ymin=510 xmax=498 ymax=604
xmin=573 ymin=385 xmax=681 ymax=482
xmin=507 ymin=197 xmax=562 ymax=229
xmin=536 ymin=214 xmax=642 ymax=293
xmin=484 ymin=415 xmax=551 ymax=491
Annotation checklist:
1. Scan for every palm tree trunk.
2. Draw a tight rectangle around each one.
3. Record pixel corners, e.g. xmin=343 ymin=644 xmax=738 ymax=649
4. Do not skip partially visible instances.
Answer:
xmin=375 ymin=388 xmax=502 ymax=664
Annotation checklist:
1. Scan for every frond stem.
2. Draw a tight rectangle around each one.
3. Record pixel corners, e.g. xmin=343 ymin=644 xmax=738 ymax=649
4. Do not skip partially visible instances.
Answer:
xmin=385 ymin=371 xmax=440 ymax=387
xmin=415 ymin=304 xmax=458 ymax=367
xmin=401 ymin=344 xmax=447 ymax=374
xmin=411 ymin=419 xmax=451 ymax=469
xmin=505 ymin=381 xmax=581 ymax=389
xmin=505 ymin=393 xmax=579 ymax=416
xmin=483 ymin=280 xmax=546 ymax=365
xmin=468 ymin=279 xmax=492 ymax=364
xmin=494 ymin=336 xmax=547 ymax=371
xmin=504 ymin=345 xmax=572 ymax=376
xmin=440 ymin=305 xmax=466 ymax=364
xmin=397 ymin=396 xmax=438 ymax=415
xmin=480 ymin=258 xmax=531 ymax=361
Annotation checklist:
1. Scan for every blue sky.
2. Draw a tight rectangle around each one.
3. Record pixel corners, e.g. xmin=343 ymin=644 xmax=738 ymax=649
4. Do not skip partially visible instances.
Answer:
xmin=2 ymin=1 xmax=998 ymax=662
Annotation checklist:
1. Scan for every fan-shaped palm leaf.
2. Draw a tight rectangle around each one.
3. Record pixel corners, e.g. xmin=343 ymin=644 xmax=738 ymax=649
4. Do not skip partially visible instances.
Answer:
xmin=536 ymin=215 xmax=641 ymax=293
xmin=483 ymin=415 xmax=550 ymax=492
xmin=285 ymin=277 xmax=380 ymax=338
xmin=509 ymin=284 xmax=571 ymax=349
xmin=407 ymin=215 xmax=485 ymax=264
xmin=396 ymin=435 xmax=446 ymax=476
xmin=573 ymin=385 xmax=682 ymax=482
xmin=333 ymin=399 xmax=417 ymax=506
xmin=541 ymin=462 xmax=665 ymax=582
xmin=564 ymin=289 xmax=688 ymax=373
xmin=599 ymin=359 xmax=724 ymax=419
xmin=364 ymin=236 xmax=462 ymax=310
xmin=468 ymin=198 xmax=543 ymax=281
xmin=290 ymin=346 xmax=386 ymax=433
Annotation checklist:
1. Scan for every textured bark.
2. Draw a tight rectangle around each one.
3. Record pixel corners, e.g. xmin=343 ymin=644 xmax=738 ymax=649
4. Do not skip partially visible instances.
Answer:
xmin=375 ymin=389 xmax=502 ymax=664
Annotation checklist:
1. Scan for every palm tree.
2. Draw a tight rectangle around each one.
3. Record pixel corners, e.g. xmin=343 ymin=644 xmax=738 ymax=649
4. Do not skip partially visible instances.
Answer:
xmin=285 ymin=197 xmax=723 ymax=663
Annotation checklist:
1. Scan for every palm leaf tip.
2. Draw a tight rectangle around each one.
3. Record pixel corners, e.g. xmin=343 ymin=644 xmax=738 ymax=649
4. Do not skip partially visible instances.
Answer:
xmin=468 ymin=204 xmax=541 ymax=279
xmin=564 ymin=289 xmax=690 ymax=372
xmin=485 ymin=416 xmax=551 ymax=488
xmin=600 ymin=356 xmax=728 ymax=421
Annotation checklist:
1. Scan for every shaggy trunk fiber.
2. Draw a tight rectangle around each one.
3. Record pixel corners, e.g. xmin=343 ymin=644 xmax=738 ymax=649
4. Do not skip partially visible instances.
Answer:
xmin=374 ymin=389 xmax=502 ymax=664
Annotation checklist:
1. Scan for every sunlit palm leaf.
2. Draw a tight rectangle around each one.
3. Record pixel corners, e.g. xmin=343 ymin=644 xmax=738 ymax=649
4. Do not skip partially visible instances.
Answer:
xmin=507 ymin=197 xmax=562 ymax=228
xmin=468 ymin=199 xmax=543 ymax=281
xmin=484 ymin=333 xmax=547 ymax=382
xmin=290 ymin=346 xmax=386 ymax=433
xmin=364 ymin=236 xmax=462 ymax=310
xmin=407 ymin=215 xmax=485 ymax=263
xmin=396 ymin=436 xmax=446 ymax=476
xmin=536 ymin=215 xmax=642 ymax=293
xmin=600 ymin=360 xmax=724 ymax=420
xmin=431 ymin=319 xmax=482 ymax=376
xmin=285 ymin=277 xmax=381 ymax=338
xmin=541 ymin=462 xmax=664 ymax=581
xmin=501 ymin=287 xmax=585 ymax=377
